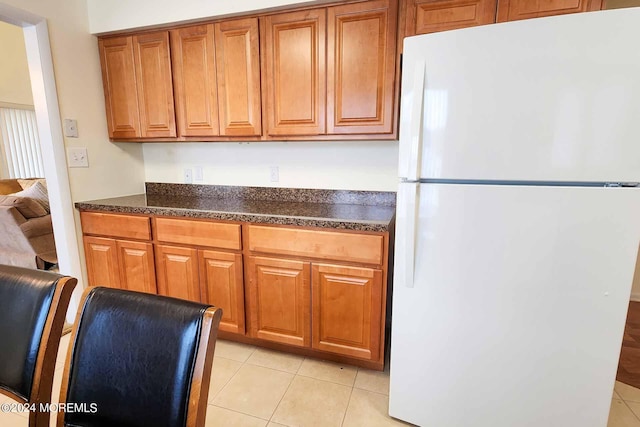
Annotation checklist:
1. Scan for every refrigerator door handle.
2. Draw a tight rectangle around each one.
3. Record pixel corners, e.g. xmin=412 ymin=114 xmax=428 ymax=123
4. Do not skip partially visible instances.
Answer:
xmin=398 ymin=184 xmax=419 ymax=288
xmin=406 ymin=61 xmax=426 ymax=182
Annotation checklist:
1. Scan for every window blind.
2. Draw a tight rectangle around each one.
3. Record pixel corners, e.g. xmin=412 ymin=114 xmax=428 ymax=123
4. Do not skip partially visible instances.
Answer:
xmin=0 ymin=106 xmax=45 ymax=179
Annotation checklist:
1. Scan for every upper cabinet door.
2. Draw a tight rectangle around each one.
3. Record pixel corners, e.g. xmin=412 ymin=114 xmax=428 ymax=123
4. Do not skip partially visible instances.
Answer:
xmin=170 ymin=24 xmax=220 ymax=137
xmin=261 ymin=9 xmax=326 ymax=136
xmin=98 ymin=36 xmax=141 ymax=139
xmin=215 ymin=18 xmax=262 ymax=136
xmin=496 ymin=0 xmax=602 ymax=21
xmin=327 ymin=0 xmax=397 ymax=134
xmin=133 ymin=31 xmax=177 ymax=138
xmin=405 ymin=0 xmax=497 ymax=35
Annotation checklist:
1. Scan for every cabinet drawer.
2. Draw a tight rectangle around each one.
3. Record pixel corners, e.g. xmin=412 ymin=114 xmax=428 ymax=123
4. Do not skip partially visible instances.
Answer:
xmin=247 ymin=225 xmax=384 ymax=265
xmin=155 ymin=217 xmax=242 ymax=250
xmin=80 ymin=212 xmax=151 ymax=240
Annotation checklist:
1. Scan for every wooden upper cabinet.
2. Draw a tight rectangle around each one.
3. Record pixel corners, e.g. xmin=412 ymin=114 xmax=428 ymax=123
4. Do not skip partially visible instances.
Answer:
xmin=261 ymin=9 xmax=327 ymax=136
xmin=248 ymin=256 xmax=311 ymax=347
xmin=312 ymin=263 xmax=383 ymax=360
xmin=116 ymin=240 xmax=157 ymax=294
xmin=496 ymin=0 xmax=602 ymax=21
xmin=155 ymin=244 xmax=201 ymax=302
xmin=405 ymin=0 xmax=497 ymax=35
xmin=215 ymin=18 xmax=262 ymax=136
xmin=84 ymin=236 xmax=121 ymax=289
xmin=132 ymin=31 xmax=176 ymax=138
xmin=98 ymin=36 xmax=141 ymax=139
xmin=170 ymin=24 xmax=219 ymax=137
xmin=327 ymin=0 xmax=397 ymax=134
xmin=200 ymin=250 xmax=245 ymax=334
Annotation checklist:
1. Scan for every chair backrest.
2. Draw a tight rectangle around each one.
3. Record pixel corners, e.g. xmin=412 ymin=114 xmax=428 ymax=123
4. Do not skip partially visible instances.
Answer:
xmin=0 ymin=264 xmax=76 ymax=427
xmin=59 ymin=287 xmax=222 ymax=427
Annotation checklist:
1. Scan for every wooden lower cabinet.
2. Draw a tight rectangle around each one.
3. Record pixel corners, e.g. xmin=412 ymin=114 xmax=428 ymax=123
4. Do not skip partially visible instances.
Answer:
xmin=312 ymin=263 xmax=383 ymax=360
xmin=84 ymin=236 xmax=121 ymax=289
xmin=117 ymin=240 xmax=157 ymax=294
xmin=200 ymin=250 xmax=246 ymax=334
xmin=155 ymin=244 xmax=201 ymax=302
xmin=83 ymin=236 xmax=157 ymax=294
xmin=247 ymin=256 xmax=311 ymax=347
xmin=81 ymin=212 xmax=389 ymax=369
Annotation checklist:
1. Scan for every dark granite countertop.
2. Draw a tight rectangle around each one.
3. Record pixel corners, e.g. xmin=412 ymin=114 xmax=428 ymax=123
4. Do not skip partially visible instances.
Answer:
xmin=75 ymin=184 xmax=396 ymax=232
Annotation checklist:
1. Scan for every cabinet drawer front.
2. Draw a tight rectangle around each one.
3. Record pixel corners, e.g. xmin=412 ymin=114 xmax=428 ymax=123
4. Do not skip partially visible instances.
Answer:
xmin=155 ymin=217 xmax=242 ymax=250
xmin=247 ymin=225 xmax=383 ymax=265
xmin=81 ymin=212 xmax=151 ymax=240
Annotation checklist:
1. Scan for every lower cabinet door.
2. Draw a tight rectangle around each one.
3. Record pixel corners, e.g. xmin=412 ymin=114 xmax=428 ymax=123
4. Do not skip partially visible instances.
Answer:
xmin=155 ymin=244 xmax=200 ymax=302
xmin=199 ymin=250 xmax=245 ymax=334
xmin=84 ymin=236 xmax=121 ymax=289
xmin=311 ymin=263 xmax=383 ymax=360
xmin=116 ymin=240 xmax=157 ymax=294
xmin=247 ymin=256 xmax=310 ymax=347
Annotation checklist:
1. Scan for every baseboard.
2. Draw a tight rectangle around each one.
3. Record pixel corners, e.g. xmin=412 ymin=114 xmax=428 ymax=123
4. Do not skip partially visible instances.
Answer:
xmin=630 ymin=293 xmax=640 ymax=303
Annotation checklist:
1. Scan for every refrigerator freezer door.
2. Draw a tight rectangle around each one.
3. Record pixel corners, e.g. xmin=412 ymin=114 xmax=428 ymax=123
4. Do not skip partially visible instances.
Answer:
xmin=399 ymin=9 xmax=640 ymax=182
xmin=389 ymin=183 xmax=640 ymax=427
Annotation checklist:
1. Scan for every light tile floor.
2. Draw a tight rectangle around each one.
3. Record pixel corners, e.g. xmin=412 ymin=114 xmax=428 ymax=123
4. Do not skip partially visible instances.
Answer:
xmin=0 ymin=334 xmax=638 ymax=426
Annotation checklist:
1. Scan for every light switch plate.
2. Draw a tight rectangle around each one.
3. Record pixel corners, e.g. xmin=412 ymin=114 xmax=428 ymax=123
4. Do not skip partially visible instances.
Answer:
xmin=67 ymin=147 xmax=88 ymax=168
xmin=63 ymin=119 xmax=79 ymax=138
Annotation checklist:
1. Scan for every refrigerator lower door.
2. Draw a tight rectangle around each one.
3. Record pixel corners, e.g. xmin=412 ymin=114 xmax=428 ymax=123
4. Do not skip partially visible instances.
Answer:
xmin=389 ymin=183 xmax=640 ymax=427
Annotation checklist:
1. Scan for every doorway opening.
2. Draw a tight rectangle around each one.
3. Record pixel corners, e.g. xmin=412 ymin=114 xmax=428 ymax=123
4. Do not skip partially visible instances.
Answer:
xmin=0 ymin=3 xmax=84 ymax=322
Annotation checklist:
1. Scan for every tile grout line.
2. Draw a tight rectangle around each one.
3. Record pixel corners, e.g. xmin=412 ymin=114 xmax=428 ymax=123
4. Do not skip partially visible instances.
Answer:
xmin=339 ymin=384 xmax=356 ymax=427
xmin=208 ymin=403 xmax=272 ymax=423
xmin=620 ymin=397 xmax=640 ymax=422
xmin=267 ymin=361 xmax=301 ymax=425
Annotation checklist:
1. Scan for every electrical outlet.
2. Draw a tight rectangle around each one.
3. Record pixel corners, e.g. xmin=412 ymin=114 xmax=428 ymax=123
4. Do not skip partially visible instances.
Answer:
xmin=270 ymin=166 xmax=279 ymax=182
xmin=184 ymin=168 xmax=193 ymax=184
xmin=194 ymin=166 xmax=203 ymax=182
xmin=67 ymin=147 xmax=89 ymax=167
xmin=63 ymin=119 xmax=79 ymax=138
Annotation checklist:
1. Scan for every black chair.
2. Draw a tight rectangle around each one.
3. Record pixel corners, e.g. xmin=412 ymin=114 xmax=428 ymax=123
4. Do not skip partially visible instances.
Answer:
xmin=58 ymin=287 xmax=223 ymax=427
xmin=0 ymin=264 xmax=77 ymax=427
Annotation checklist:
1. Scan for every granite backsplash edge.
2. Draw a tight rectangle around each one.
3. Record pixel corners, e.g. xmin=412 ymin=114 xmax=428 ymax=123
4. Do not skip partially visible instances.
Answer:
xmin=145 ymin=183 xmax=396 ymax=206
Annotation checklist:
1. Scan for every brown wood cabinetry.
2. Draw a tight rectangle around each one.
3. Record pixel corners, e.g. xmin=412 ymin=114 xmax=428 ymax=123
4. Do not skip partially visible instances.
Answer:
xmin=98 ymin=37 xmax=140 ymax=139
xmin=170 ymin=24 xmax=220 ymax=137
xmin=170 ymin=18 xmax=261 ymax=137
xmin=404 ymin=0 xmax=497 ymax=36
xmin=312 ymin=264 xmax=382 ymax=360
xmin=200 ymin=250 xmax=245 ymax=334
xmin=80 ymin=212 xmax=390 ymax=369
xmin=261 ymin=9 xmax=327 ymax=136
xmin=247 ymin=256 xmax=311 ymax=347
xmin=84 ymin=236 xmax=121 ymax=289
xmin=215 ymin=18 xmax=262 ymax=136
xmin=155 ymin=244 xmax=201 ymax=301
xmin=327 ymin=0 xmax=397 ymax=134
xmin=83 ymin=236 xmax=157 ymax=294
xmin=496 ymin=0 xmax=602 ymax=21
xmin=117 ymin=240 xmax=157 ymax=293
xmin=133 ymin=32 xmax=176 ymax=137
xmin=99 ymin=31 xmax=176 ymax=139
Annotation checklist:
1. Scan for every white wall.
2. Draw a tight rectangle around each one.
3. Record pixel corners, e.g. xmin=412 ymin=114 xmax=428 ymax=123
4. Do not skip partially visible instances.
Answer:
xmin=144 ymin=141 xmax=398 ymax=191
xmin=87 ymin=0 xmax=320 ymax=34
xmin=1 ymin=0 xmax=145 ymax=203
xmin=0 ymin=21 xmax=32 ymax=106
xmin=89 ymin=0 xmax=400 ymax=192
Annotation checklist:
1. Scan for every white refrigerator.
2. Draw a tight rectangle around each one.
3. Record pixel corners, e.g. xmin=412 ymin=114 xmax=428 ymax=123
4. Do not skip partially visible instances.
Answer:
xmin=389 ymin=8 xmax=640 ymax=427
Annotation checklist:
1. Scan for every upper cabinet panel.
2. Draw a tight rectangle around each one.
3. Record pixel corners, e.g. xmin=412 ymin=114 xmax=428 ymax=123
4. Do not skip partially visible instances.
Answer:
xmin=405 ymin=0 xmax=497 ymax=35
xmin=215 ymin=18 xmax=262 ymax=136
xmin=133 ymin=31 xmax=177 ymax=138
xmin=98 ymin=36 xmax=141 ymax=139
xmin=327 ymin=0 xmax=397 ymax=134
xmin=170 ymin=24 xmax=220 ymax=137
xmin=261 ymin=9 xmax=327 ymax=136
xmin=496 ymin=0 xmax=602 ymax=21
